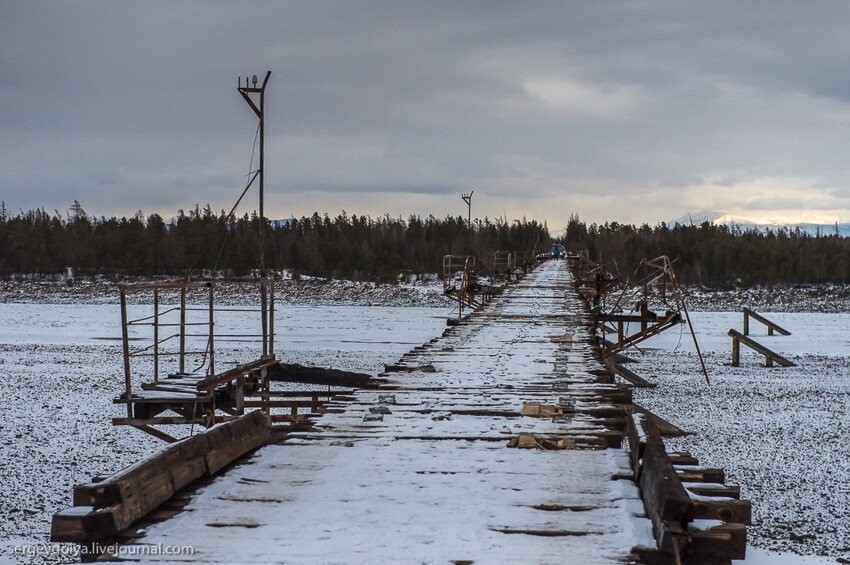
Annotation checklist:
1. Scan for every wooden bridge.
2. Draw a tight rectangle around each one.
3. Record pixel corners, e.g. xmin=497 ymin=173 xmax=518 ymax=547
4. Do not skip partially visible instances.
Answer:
xmin=53 ymin=260 xmax=749 ymax=564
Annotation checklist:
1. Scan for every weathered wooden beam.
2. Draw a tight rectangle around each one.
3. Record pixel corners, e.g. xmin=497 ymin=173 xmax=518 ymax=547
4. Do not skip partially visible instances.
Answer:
xmin=687 ymin=522 xmax=748 ymax=562
xmin=674 ymin=466 xmax=726 ymax=483
xmin=632 ymin=404 xmax=688 ymax=437
xmin=727 ymin=329 xmax=795 ymax=367
xmin=684 ymin=483 xmax=741 ymax=499
xmin=196 ymin=356 xmax=278 ymax=391
xmin=53 ymin=411 xmax=270 ymax=543
xmin=691 ymin=496 xmax=752 ymax=524
xmin=605 ymin=359 xmax=656 ymax=388
xmin=267 ymin=362 xmax=372 ymax=388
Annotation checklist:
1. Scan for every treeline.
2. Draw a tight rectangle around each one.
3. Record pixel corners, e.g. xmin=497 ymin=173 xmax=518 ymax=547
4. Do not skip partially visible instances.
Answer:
xmin=562 ymin=215 xmax=850 ymax=287
xmin=0 ymin=201 xmax=548 ymax=280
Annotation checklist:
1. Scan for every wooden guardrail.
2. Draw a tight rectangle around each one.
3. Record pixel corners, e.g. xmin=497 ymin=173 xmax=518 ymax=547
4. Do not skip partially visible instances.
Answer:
xmin=742 ymin=307 xmax=791 ymax=336
xmin=728 ymin=329 xmax=796 ymax=367
xmin=51 ymin=410 xmax=270 ymax=544
xmin=628 ymin=413 xmax=749 ymax=564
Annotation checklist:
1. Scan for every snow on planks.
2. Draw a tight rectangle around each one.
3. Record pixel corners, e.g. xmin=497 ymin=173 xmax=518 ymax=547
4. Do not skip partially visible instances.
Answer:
xmin=110 ymin=261 xmax=656 ymax=563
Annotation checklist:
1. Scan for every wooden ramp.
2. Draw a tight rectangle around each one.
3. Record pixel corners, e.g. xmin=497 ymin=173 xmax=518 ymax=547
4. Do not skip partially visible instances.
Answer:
xmin=96 ymin=260 xmax=747 ymax=564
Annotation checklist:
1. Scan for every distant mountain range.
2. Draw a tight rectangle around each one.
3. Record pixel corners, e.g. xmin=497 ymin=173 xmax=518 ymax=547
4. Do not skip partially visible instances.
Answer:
xmin=270 ymin=218 xmax=295 ymax=228
xmin=668 ymin=211 xmax=850 ymax=237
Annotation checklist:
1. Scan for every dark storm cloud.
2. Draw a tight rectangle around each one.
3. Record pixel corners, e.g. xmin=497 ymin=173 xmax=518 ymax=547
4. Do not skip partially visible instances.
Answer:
xmin=3 ymin=1 xmax=850 ymax=224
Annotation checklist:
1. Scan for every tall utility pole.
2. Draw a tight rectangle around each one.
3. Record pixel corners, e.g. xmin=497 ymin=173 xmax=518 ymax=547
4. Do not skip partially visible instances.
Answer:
xmin=238 ymin=71 xmax=272 ymax=275
xmin=462 ymin=191 xmax=473 ymax=228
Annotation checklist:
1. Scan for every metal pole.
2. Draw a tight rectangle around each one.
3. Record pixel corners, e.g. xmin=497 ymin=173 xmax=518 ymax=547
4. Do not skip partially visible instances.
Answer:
xmin=261 ymin=280 xmax=269 ymax=357
xmin=269 ymin=276 xmax=275 ymax=357
xmin=120 ymin=288 xmax=132 ymax=417
xmin=179 ymin=286 xmax=186 ymax=374
xmin=259 ymin=77 xmax=265 ymax=277
xmin=208 ymin=283 xmax=215 ymax=376
xmin=153 ymin=288 xmax=159 ymax=383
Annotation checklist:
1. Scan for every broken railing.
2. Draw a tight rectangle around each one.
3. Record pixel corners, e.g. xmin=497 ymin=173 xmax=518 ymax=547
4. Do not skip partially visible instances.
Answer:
xmin=628 ymin=413 xmax=749 ymax=564
xmin=588 ymin=255 xmax=709 ymax=384
xmin=114 ymin=277 xmax=277 ymax=440
xmin=119 ymin=276 xmax=275 ymax=386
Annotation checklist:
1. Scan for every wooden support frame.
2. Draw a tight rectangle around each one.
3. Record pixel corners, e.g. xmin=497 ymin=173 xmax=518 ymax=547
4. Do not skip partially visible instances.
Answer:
xmin=742 ymin=307 xmax=791 ymax=336
xmin=728 ymin=329 xmax=795 ymax=367
xmin=595 ymin=255 xmax=710 ymax=384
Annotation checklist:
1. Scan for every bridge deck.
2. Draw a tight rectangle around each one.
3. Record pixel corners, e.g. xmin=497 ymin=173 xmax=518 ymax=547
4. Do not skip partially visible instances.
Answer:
xmin=116 ymin=261 xmax=653 ymax=564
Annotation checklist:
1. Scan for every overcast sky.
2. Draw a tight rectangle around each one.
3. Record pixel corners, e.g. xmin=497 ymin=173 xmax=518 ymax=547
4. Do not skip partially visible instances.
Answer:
xmin=4 ymin=1 xmax=850 ymax=228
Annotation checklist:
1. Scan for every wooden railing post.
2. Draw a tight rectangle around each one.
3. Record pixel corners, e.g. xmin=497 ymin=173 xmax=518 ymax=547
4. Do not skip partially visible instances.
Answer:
xmin=732 ymin=337 xmax=740 ymax=367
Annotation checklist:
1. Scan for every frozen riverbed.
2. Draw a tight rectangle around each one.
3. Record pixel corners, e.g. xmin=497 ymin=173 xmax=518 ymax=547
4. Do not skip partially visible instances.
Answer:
xmin=2 ymin=298 xmax=848 ymax=563
xmin=633 ymin=310 xmax=850 ymax=562
xmin=0 ymin=302 xmax=451 ymax=564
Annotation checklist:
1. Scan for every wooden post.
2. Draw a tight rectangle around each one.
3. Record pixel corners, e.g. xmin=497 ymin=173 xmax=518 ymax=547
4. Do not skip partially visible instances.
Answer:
xmin=261 ymin=279 xmax=268 ymax=358
xmin=153 ymin=288 xmax=159 ymax=384
xmin=236 ymin=376 xmax=244 ymax=414
xmin=743 ymin=310 xmax=749 ymax=336
xmin=731 ymin=337 xmax=740 ymax=367
xmin=179 ymin=286 xmax=186 ymax=374
xmin=120 ymin=288 xmax=132 ymax=417
xmin=208 ymin=283 xmax=215 ymax=376
xmin=269 ymin=277 xmax=275 ymax=356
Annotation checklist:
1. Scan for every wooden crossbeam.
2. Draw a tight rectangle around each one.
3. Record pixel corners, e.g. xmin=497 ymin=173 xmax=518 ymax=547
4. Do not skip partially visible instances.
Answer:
xmin=196 ymin=356 xmax=277 ymax=391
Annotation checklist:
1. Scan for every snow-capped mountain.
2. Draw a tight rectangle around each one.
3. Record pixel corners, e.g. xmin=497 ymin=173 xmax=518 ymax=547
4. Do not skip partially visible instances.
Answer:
xmin=668 ymin=211 xmax=850 ymax=237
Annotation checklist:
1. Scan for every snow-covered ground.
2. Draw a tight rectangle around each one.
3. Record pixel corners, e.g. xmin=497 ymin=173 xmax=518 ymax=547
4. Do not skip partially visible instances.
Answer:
xmin=0 ymin=277 xmax=454 ymax=308
xmin=632 ymin=310 xmax=850 ymax=563
xmin=0 ymin=301 xmax=451 ymax=564
xmin=2 ymin=279 xmax=849 ymax=563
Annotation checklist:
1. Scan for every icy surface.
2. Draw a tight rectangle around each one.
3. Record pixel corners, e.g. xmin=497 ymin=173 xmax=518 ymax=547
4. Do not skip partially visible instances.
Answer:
xmin=633 ymin=309 xmax=850 ymax=561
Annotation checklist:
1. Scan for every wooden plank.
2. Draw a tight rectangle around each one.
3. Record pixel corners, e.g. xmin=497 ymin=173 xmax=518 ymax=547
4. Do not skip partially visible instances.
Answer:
xmin=675 ymin=466 xmax=726 ymax=483
xmin=688 ymin=522 xmax=748 ymax=561
xmin=243 ymin=400 xmax=326 ymax=409
xmin=639 ymin=441 xmax=694 ymax=551
xmin=684 ymin=483 xmax=740 ymax=499
xmin=691 ymin=497 xmax=752 ymax=524
xmin=196 ymin=356 xmax=278 ymax=391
